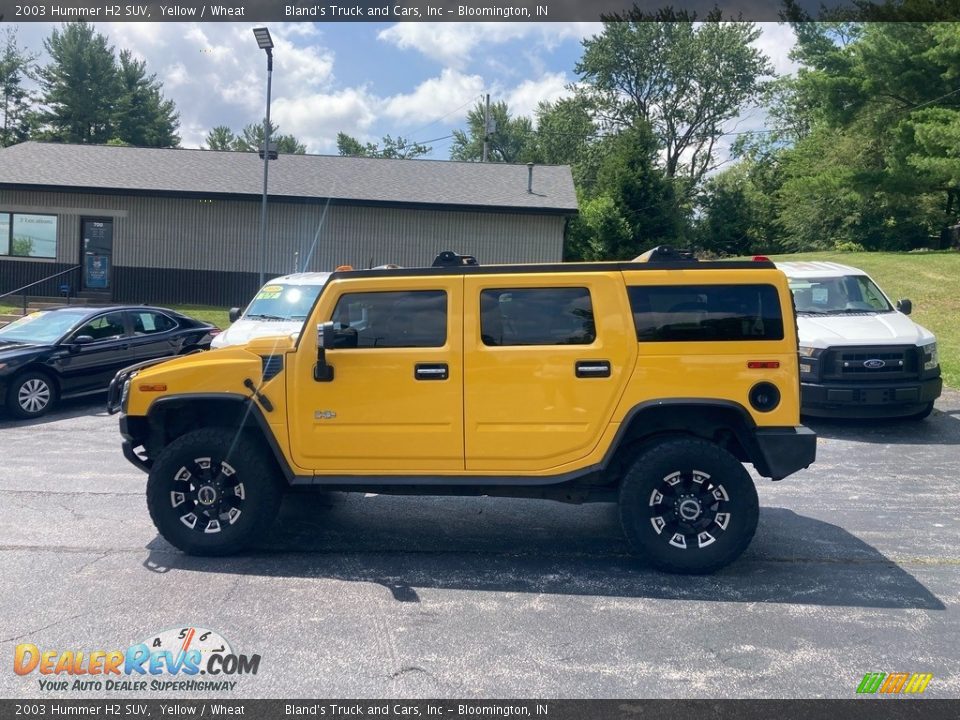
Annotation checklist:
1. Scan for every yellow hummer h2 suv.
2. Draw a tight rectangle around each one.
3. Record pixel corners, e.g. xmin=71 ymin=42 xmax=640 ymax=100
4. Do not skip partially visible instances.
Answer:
xmin=109 ymin=248 xmax=816 ymax=574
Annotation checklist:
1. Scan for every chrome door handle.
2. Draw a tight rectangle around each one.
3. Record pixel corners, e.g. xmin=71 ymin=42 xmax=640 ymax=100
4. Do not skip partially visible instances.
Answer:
xmin=575 ymin=360 xmax=611 ymax=378
xmin=415 ymin=363 xmax=449 ymax=380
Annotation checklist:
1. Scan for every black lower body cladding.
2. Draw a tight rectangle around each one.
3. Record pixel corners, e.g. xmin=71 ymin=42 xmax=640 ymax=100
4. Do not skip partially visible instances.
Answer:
xmin=753 ymin=426 xmax=817 ymax=480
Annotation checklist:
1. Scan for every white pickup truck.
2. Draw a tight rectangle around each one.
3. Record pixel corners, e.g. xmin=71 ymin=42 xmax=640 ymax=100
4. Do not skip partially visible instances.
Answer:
xmin=777 ymin=261 xmax=941 ymax=420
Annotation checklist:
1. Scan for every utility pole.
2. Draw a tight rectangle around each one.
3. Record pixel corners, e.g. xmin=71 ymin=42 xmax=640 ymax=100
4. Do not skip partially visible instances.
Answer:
xmin=482 ymin=93 xmax=490 ymax=163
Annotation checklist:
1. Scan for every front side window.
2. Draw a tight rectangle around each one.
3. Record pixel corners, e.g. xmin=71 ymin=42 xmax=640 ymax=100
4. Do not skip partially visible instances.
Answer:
xmin=72 ymin=312 xmax=128 ymax=342
xmin=1 ymin=213 xmax=58 ymax=258
xmin=331 ymin=290 xmax=447 ymax=348
xmin=132 ymin=311 xmax=178 ymax=335
xmin=628 ymin=284 xmax=784 ymax=342
xmin=480 ymin=287 xmax=596 ymax=346
xmin=789 ymin=275 xmax=892 ymax=314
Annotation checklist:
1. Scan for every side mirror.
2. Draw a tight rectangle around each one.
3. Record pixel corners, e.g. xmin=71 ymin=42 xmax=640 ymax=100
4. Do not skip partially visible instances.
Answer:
xmin=68 ymin=335 xmax=95 ymax=353
xmin=896 ymin=298 xmax=912 ymax=315
xmin=228 ymin=307 xmax=242 ymax=323
xmin=314 ymin=321 xmax=335 ymax=382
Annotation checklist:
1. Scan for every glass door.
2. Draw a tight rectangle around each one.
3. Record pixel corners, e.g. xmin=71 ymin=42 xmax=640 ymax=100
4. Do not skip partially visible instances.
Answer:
xmin=81 ymin=218 xmax=113 ymax=290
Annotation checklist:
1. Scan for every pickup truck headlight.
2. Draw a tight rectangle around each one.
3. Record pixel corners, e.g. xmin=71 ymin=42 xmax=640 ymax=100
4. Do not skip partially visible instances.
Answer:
xmin=798 ymin=346 xmax=817 ymax=358
xmin=920 ymin=341 xmax=939 ymax=371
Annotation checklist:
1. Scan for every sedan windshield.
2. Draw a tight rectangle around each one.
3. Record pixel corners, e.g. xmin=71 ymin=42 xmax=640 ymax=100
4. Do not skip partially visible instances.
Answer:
xmin=0 ymin=309 xmax=91 ymax=344
xmin=788 ymin=275 xmax=893 ymax=314
xmin=244 ymin=283 xmax=324 ymax=321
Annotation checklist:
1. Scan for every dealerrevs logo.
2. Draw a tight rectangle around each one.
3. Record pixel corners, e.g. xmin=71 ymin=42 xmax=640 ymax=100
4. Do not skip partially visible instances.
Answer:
xmin=14 ymin=627 xmax=261 ymax=692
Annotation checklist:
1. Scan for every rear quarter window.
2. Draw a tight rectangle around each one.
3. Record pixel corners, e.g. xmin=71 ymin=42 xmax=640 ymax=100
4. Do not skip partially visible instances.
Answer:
xmin=628 ymin=284 xmax=784 ymax=342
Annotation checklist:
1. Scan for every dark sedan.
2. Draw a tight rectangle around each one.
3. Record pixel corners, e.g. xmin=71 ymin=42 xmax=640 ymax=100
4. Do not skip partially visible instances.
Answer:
xmin=0 ymin=305 xmax=218 ymax=419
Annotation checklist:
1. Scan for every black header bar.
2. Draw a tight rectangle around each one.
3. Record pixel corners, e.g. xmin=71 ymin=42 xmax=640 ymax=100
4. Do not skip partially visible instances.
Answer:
xmin=0 ymin=700 xmax=957 ymax=720
xmin=1 ymin=0 xmax=958 ymax=23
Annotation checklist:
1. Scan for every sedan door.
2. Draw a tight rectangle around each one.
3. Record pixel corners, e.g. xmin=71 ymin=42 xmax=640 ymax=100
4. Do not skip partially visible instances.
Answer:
xmin=52 ymin=311 xmax=135 ymax=396
xmin=127 ymin=310 xmax=186 ymax=361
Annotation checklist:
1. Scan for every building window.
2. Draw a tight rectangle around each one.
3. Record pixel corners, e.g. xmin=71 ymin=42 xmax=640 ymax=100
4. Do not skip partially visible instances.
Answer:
xmin=480 ymin=288 xmax=596 ymax=346
xmin=0 ymin=214 xmax=8 ymax=255
xmin=628 ymin=284 xmax=784 ymax=342
xmin=0 ymin=213 xmax=57 ymax=259
xmin=331 ymin=290 xmax=447 ymax=348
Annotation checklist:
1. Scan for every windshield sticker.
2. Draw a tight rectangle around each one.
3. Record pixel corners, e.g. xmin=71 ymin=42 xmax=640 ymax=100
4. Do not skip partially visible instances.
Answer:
xmin=255 ymin=286 xmax=283 ymax=300
xmin=812 ymin=288 xmax=829 ymax=304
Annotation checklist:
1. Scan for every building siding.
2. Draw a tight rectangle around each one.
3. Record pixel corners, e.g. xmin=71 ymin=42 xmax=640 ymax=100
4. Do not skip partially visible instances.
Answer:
xmin=1 ymin=189 xmax=568 ymax=306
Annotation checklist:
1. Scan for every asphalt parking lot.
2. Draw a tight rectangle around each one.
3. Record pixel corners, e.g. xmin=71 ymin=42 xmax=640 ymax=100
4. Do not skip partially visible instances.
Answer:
xmin=1 ymin=392 xmax=958 ymax=699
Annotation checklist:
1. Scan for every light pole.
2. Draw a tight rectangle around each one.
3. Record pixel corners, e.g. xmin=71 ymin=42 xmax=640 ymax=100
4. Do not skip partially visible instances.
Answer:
xmin=253 ymin=27 xmax=274 ymax=287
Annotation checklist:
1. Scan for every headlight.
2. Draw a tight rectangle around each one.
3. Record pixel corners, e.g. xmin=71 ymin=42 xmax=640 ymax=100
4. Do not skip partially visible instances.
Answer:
xmin=120 ymin=379 xmax=131 ymax=413
xmin=921 ymin=341 xmax=939 ymax=371
xmin=798 ymin=346 xmax=817 ymax=357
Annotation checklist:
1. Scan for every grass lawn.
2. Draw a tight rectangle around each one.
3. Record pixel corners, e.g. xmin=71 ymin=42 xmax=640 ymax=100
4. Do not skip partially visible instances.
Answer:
xmin=765 ymin=250 xmax=960 ymax=389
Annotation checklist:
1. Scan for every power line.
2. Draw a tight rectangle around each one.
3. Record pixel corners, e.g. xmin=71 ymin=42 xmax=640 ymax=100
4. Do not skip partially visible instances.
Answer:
xmin=406 ymin=93 xmax=484 ymax=142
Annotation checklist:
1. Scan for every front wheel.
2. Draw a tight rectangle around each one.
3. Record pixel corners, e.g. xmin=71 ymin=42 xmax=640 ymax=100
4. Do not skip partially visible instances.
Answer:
xmin=619 ymin=438 xmax=759 ymax=574
xmin=6 ymin=371 xmax=57 ymax=419
xmin=146 ymin=428 xmax=283 ymax=556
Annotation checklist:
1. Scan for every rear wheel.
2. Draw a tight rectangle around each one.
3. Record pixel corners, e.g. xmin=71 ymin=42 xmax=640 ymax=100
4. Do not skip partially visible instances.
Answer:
xmin=6 ymin=371 xmax=57 ymax=419
xmin=619 ymin=438 xmax=758 ymax=574
xmin=147 ymin=428 xmax=283 ymax=556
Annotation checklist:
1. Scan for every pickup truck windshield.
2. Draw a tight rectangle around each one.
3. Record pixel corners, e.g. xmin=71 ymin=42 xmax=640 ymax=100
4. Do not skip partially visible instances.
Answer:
xmin=788 ymin=275 xmax=893 ymax=314
xmin=244 ymin=283 xmax=324 ymax=321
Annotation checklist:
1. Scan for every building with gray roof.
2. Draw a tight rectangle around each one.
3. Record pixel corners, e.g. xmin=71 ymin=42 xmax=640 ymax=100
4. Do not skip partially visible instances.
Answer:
xmin=0 ymin=142 xmax=577 ymax=305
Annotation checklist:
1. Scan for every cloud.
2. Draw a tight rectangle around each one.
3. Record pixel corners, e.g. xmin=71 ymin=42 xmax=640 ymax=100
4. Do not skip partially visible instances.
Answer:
xmin=753 ymin=23 xmax=799 ymax=77
xmin=272 ymin=87 xmax=379 ymax=152
xmin=378 ymin=22 xmax=601 ymax=68
xmin=383 ymin=69 xmax=485 ymax=125
xmin=503 ymin=72 xmax=571 ymax=120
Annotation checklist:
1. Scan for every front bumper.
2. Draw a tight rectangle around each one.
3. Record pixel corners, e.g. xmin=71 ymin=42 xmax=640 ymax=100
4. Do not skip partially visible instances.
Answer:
xmin=753 ymin=426 xmax=817 ymax=480
xmin=801 ymin=376 xmax=942 ymax=418
xmin=119 ymin=414 xmax=152 ymax=473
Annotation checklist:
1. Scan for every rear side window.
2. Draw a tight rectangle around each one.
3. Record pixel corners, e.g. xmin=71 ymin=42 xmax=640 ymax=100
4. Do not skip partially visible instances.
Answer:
xmin=132 ymin=311 xmax=178 ymax=335
xmin=331 ymin=290 xmax=446 ymax=348
xmin=628 ymin=284 xmax=783 ymax=342
xmin=480 ymin=288 xmax=595 ymax=346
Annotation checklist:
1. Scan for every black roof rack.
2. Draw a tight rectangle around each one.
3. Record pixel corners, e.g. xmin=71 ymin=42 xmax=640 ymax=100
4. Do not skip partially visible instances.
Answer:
xmin=634 ymin=245 xmax=698 ymax=263
xmin=432 ymin=250 xmax=478 ymax=267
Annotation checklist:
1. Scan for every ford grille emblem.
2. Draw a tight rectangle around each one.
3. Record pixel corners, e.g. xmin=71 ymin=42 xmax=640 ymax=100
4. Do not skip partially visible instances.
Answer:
xmin=863 ymin=359 xmax=886 ymax=369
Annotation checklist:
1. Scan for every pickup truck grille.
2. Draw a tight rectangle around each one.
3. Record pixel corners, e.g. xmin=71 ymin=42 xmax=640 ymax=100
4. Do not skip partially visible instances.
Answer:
xmin=822 ymin=345 xmax=918 ymax=381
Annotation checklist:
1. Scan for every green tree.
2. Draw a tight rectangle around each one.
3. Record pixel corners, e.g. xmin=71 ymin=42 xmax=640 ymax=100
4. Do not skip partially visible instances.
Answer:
xmin=232 ymin=120 xmax=306 ymax=154
xmin=37 ymin=22 xmax=120 ymax=144
xmin=336 ymin=132 xmax=430 ymax=159
xmin=450 ymin=100 xmax=537 ymax=163
xmin=112 ymin=50 xmax=179 ymax=147
xmin=575 ymin=14 xmax=771 ymax=188
xmin=566 ymin=124 xmax=681 ymax=260
xmin=204 ymin=125 xmax=236 ymax=151
xmin=0 ymin=28 xmax=36 ymax=148
xmin=767 ymin=22 xmax=960 ymax=249
xmin=533 ymin=97 xmax=595 ymax=167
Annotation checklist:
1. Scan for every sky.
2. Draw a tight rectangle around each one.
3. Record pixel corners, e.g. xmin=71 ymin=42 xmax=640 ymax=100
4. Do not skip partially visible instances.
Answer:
xmin=8 ymin=21 xmax=800 ymax=160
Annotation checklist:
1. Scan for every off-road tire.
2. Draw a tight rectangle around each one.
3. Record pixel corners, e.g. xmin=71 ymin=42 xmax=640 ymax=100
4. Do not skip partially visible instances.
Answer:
xmin=6 ymin=370 xmax=58 ymax=419
xmin=619 ymin=438 xmax=758 ymax=574
xmin=147 ymin=428 xmax=283 ymax=556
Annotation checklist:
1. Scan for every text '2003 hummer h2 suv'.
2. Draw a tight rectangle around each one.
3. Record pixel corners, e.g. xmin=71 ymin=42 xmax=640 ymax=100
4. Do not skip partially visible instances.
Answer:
xmin=109 ymin=249 xmax=816 ymax=574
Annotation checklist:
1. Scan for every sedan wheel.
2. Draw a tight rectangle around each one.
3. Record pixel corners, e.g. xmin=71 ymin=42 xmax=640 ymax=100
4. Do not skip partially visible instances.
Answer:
xmin=7 ymin=372 xmax=57 ymax=419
